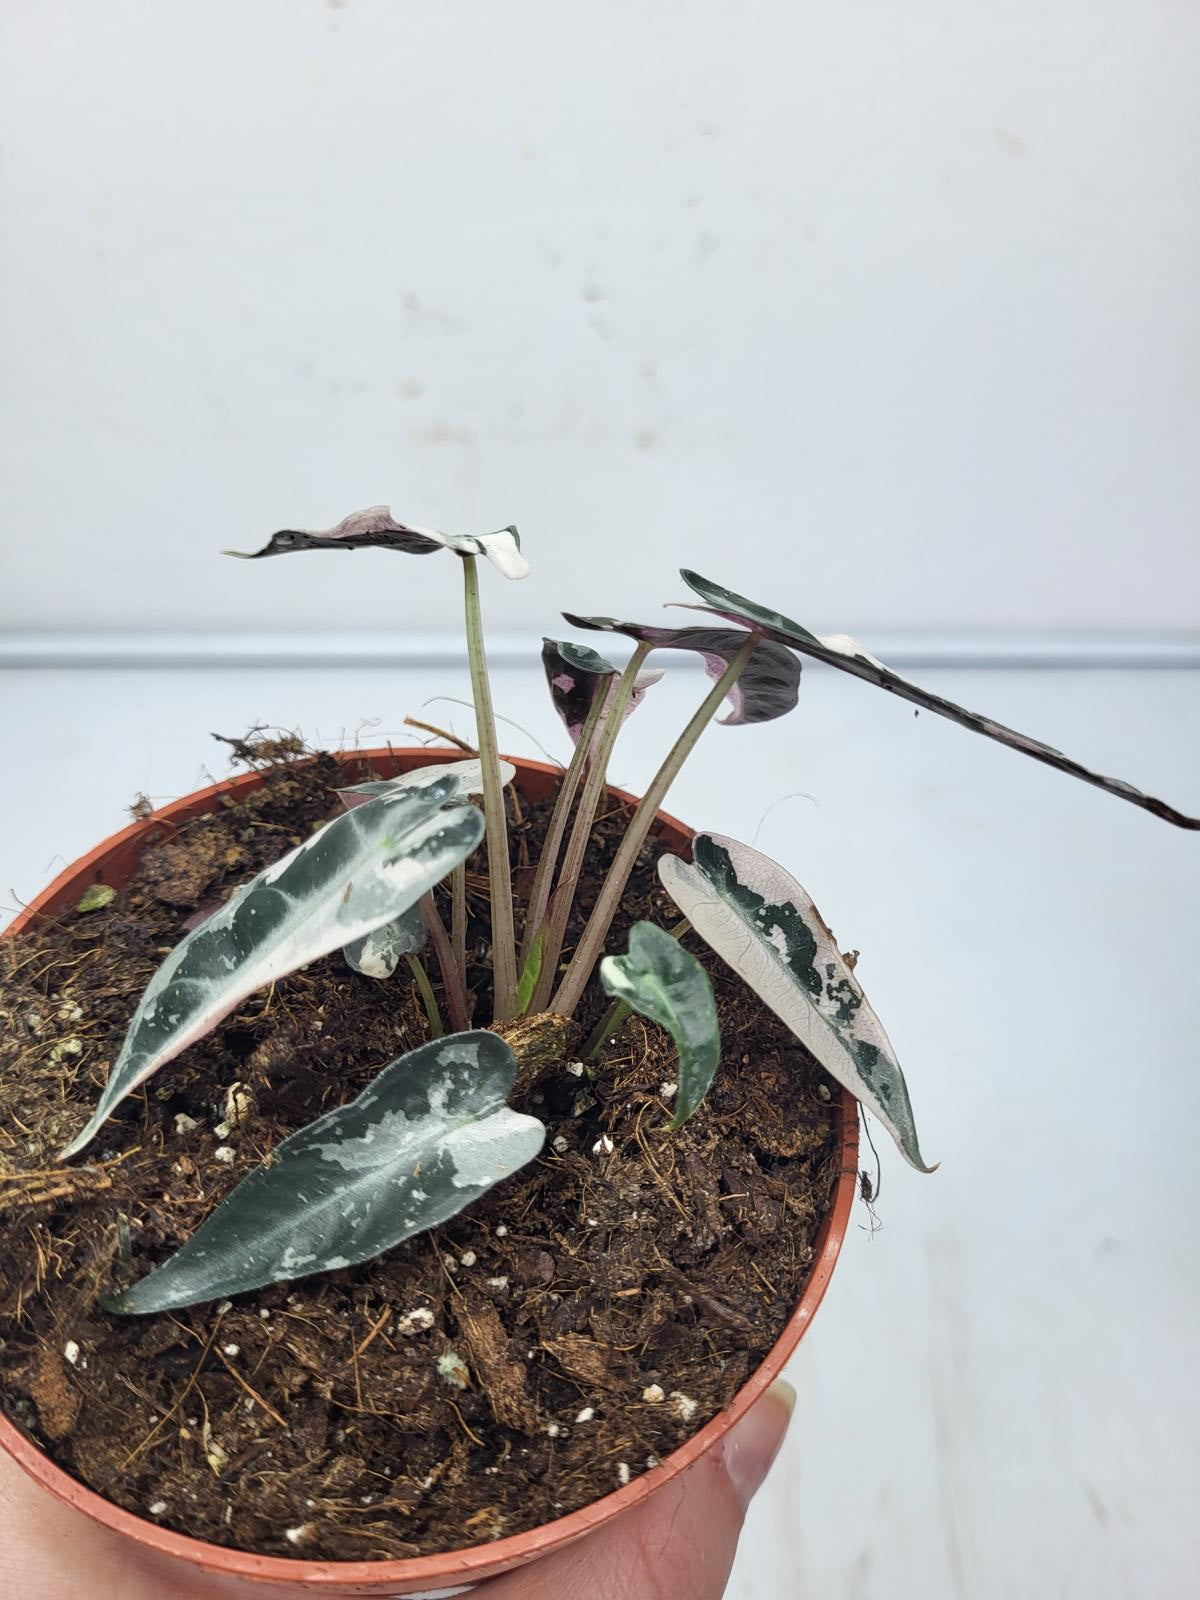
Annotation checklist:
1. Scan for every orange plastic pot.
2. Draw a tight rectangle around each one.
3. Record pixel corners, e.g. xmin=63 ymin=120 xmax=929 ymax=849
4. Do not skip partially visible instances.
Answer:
xmin=0 ymin=748 xmax=858 ymax=1595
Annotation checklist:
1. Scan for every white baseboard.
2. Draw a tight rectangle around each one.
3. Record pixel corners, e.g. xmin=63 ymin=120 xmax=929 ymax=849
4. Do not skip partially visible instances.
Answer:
xmin=0 ymin=630 xmax=1197 ymax=670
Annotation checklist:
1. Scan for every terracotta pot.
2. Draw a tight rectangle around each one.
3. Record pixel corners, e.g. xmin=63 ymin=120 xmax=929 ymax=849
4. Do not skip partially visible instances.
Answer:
xmin=0 ymin=748 xmax=858 ymax=1596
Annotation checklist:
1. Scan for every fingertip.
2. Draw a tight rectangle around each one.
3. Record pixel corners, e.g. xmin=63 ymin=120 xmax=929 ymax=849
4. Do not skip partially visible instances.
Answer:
xmin=722 ymin=1379 xmax=796 ymax=1509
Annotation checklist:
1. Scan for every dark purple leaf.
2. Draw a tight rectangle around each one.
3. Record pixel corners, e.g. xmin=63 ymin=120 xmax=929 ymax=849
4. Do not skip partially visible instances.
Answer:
xmin=225 ymin=507 xmax=529 ymax=578
xmin=678 ymin=570 xmax=1199 ymax=828
xmin=560 ymin=616 xmax=801 ymax=726
xmin=541 ymin=639 xmax=664 ymax=744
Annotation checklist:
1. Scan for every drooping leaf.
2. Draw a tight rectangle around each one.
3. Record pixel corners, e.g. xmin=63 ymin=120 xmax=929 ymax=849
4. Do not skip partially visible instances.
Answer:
xmin=658 ymin=833 xmax=933 ymax=1171
xmin=224 ymin=507 xmax=529 ymax=579
xmin=541 ymin=639 xmax=665 ymax=744
xmin=561 ymin=615 xmax=800 ymax=725
xmin=344 ymin=902 xmax=428 ymax=979
xmin=599 ymin=921 xmax=720 ymax=1128
xmin=105 ymin=1032 xmax=545 ymax=1314
xmin=337 ymin=757 xmax=516 ymax=811
xmin=59 ymin=780 xmax=485 ymax=1161
xmin=678 ymin=571 xmax=1199 ymax=828
xmin=515 ymin=927 xmax=545 ymax=1015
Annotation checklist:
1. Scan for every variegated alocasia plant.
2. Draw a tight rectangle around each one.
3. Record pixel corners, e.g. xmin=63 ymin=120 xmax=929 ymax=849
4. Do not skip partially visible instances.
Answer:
xmin=61 ymin=510 xmax=1195 ymax=1315
xmin=106 ymin=1033 xmax=543 ymax=1314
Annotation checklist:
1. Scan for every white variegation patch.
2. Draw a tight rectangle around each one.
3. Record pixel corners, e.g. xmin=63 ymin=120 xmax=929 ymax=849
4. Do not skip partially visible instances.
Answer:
xmin=343 ymin=901 xmax=428 ymax=979
xmin=106 ymin=1032 xmax=545 ymax=1314
xmin=658 ymin=833 xmax=934 ymax=1171
xmin=60 ymin=780 xmax=485 ymax=1160
xmin=337 ymin=757 xmax=516 ymax=811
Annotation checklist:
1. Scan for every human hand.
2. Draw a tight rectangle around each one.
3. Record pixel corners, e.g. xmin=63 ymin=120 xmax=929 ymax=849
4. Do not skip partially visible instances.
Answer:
xmin=0 ymin=1380 xmax=794 ymax=1599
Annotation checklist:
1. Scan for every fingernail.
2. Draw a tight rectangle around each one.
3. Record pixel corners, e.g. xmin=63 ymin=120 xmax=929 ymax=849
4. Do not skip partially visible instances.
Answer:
xmin=722 ymin=1379 xmax=796 ymax=1508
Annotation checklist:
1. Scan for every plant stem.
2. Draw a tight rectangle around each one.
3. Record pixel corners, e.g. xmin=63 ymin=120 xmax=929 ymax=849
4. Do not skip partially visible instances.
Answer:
xmin=419 ymin=892 xmax=468 ymax=1033
xmin=582 ymin=915 xmax=692 ymax=1057
xmin=451 ymin=863 xmax=468 ymax=1013
xmin=551 ymin=634 xmax=759 ymax=1015
xmin=405 ymin=956 xmax=445 ymax=1039
xmin=519 ymin=689 xmax=607 ymax=967
xmin=461 ymin=555 xmax=518 ymax=1020
xmin=529 ymin=642 xmax=653 ymax=1012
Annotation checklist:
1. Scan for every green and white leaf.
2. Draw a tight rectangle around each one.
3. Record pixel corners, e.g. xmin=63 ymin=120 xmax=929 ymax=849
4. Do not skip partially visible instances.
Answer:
xmin=678 ymin=569 xmax=1198 ymax=829
xmin=225 ymin=507 xmax=529 ymax=579
xmin=344 ymin=902 xmax=428 ymax=979
xmin=105 ymin=1032 xmax=545 ymax=1314
xmin=337 ymin=757 xmax=516 ymax=811
xmin=658 ymin=834 xmax=933 ymax=1171
xmin=600 ymin=921 xmax=720 ymax=1128
xmin=60 ymin=779 xmax=485 ymax=1161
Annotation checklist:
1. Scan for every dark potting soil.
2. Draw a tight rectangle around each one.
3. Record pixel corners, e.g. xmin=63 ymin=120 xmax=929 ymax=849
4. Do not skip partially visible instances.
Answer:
xmin=0 ymin=745 xmax=843 ymax=1561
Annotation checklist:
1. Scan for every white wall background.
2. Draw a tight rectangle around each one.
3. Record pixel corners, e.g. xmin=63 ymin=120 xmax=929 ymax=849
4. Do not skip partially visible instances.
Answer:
xmin=2 ymin=0 xmax=1199 ymax=640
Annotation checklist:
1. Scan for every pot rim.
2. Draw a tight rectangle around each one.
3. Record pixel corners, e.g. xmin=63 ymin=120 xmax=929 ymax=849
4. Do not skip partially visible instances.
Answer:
xmin=0 ymin=747 xmax=859 ymax=1592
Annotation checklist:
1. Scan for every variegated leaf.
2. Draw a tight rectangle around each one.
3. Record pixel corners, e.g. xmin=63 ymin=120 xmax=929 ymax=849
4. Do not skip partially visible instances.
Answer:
xmin=561 ymin=614 xmax=800 ymax=725
xmin=338 ymin=757 xmax=516 ymax=811
xmin=225 ymin=507 xmax=529 ymax=579
xmin=105 ymin=1032 xmax=545 ymax=1313
xmin=541 ymin=639 xmax=665 ymax=744
xmin=600 ymin=922 xmax=720 ymax=1127
xmin=60 ymin=780 xmax=485 ymax=1160
xmin=658 ymin=833 xmax=933 ymax=1171
xmin=678 ymin=570 xmax=1199 ymax=828
xmin=344 ymin=902 xmax=428 ymax=979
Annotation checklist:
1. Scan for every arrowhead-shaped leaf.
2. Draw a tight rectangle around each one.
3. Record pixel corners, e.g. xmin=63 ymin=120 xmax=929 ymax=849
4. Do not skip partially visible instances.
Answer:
xmin=337 ymin=757 xmax=516 ymax=811
xmin=60 ymin=780 xmax=485 ymax=1160
xmin=658 ymin=834 xmax=933 ymax=1171
xmin=105 ymin=1031 xmax=545 ymax=1314
xmin=541 ymin=639 xmax=665 ymax=745
xmin=344 ymin=902 xmax=429 ymax=979
xmin=678 ymin=570 xmax=1199 ymax=828
xmin=600 ymin=922 xmax=720 ymax=1127
xmin=561 ymin=615 xmax=800 ymax=725
xmin=225 ymin=507 xmax=529 ymax=579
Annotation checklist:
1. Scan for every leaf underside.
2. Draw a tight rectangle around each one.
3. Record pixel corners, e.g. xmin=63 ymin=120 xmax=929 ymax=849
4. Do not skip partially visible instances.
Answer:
xmin=60 ymin=779 xmax=485 ymax=1160
xmin=600 ymin=921 xmax=720 ymax=1127
xmin=677 ymin=570 xmax=1198 ymax=828
xmin=106 ymin=1032 xmax=545 ymax=1314
xmin=562 ymin=614 xmax=800 ymax=725
xmin=658 ymin=833 xmax=933 ymax=1170
xmin=225 ymin=507 xmax=529 ymax=579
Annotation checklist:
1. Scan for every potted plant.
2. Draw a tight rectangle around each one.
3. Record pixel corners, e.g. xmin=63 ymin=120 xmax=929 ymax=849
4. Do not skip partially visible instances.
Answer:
xmin=0 ymin=510 xmax=1194 ymax=1595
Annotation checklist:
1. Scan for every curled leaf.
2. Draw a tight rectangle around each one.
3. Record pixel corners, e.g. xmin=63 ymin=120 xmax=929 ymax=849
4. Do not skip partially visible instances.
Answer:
xmin=515 ymin=927 xmax=545 ymax=1015
xmin=105 ymin=1031 xmax=545 ymax=1313
xmin=541 ymin=639 xmax=664 ymax=745
xmin=561 ymin=615 xmax=800 ymax=725
xmin=225 ymin=507 xmax=529 ymax=579
xmin=678 ymin=570 xmax=1199 ymax=827
xmin=344 ymin=902 xmax=428 ymax=979
xmin=60 ymin=779 xmax=485 ymax=1161
xmin=659 ymin=833 xmax=933 ymax=1171
xmin=600 ymin=922 xmax=720 ymax=1127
